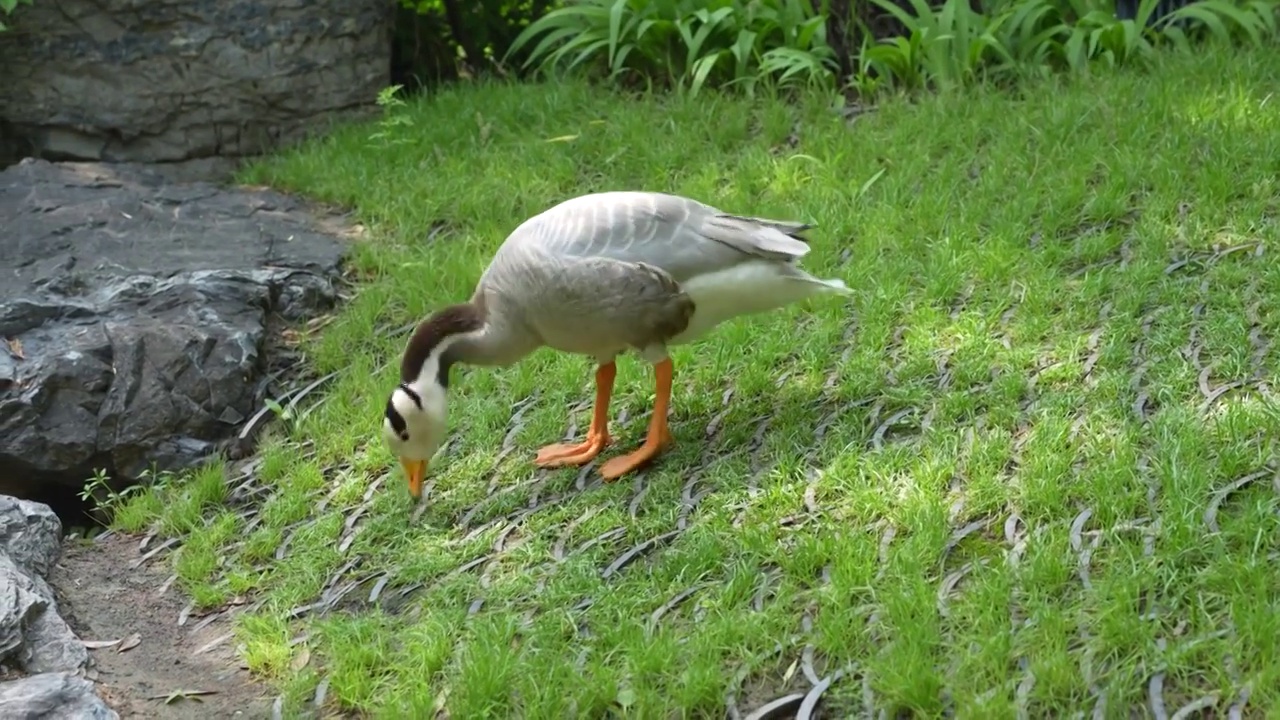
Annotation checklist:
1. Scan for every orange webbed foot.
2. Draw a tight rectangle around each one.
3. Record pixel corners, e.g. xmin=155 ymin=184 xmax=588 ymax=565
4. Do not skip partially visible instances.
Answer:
xmin=598 ymin=358 xmax=675 ymax=482
xmin=533 ymin=361 xmax=616 ymax=470
xmin=598 ymin=430 xmax=673 ymax=481
xmin=534 ymin=434 xmax=611 ymax=468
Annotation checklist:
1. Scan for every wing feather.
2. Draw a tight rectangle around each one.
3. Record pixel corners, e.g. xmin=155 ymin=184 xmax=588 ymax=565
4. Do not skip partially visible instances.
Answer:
xmin=498 ymin=191 xmax=818 ymax=281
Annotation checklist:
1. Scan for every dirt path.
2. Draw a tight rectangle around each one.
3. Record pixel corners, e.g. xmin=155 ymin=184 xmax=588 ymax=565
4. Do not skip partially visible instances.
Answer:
xmin=49 ymin=532 xmax=275 ymax=719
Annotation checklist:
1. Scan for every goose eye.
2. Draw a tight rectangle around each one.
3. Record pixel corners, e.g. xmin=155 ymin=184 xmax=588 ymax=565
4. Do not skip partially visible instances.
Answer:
xmin=399 ymin=432 xmax=410 ymax=442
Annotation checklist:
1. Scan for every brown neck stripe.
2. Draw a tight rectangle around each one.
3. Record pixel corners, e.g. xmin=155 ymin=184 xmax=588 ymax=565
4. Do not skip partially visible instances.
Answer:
xmin=399 ymin=302 xmax=485 ymax=387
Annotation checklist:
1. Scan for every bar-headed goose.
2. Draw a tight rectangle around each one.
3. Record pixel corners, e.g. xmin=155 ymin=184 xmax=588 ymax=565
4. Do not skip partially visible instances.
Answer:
xmin=383 ymin=191 xmax=852 ymax=499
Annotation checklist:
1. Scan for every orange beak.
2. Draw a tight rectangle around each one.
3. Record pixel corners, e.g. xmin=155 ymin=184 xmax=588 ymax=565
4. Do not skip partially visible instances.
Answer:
xmin=400 ymin=457 xmax=427 ymax=500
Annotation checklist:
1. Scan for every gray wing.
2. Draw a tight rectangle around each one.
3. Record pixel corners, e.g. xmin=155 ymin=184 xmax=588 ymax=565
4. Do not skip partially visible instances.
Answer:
xmin=489 ymin=251 xmax=695 ymax=356
xmin=502 ymin=191 xmax=814 ymax=282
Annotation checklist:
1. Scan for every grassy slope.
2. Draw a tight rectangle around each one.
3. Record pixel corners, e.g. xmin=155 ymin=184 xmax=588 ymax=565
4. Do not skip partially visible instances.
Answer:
xmin=113 ymin=45 xmax=1280 ymax=718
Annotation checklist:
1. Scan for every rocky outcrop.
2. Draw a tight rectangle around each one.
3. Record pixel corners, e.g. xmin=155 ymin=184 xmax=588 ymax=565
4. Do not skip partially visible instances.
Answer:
xmin=0 ymin=0 xmax=391 ymax=168
xmin=0 ymin=158 xmax=350 ymax=505
xmin=0 ymin=496 xmax=85 ymax=674
xmin=0 ymin=496 xmax=115 ymax=719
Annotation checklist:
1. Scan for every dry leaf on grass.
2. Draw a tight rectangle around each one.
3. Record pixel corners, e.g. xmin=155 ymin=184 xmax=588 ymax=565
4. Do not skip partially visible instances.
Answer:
xmin=82 ymin=638 xmax=122 ymax=650
xmin=117 ymin=632 xmax=142 ymax=653
xmin=147 ymin=689 xmax=217 ymax=704
xmin=291 ymin=647 xmax=311 ymax=671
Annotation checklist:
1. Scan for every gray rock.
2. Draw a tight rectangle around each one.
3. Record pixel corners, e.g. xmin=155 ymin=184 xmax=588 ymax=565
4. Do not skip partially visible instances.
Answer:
xmin=0 ymin=672 xmax=118 ymax=720
xmin=0 ymin=552 xmax=89 ymax=674
xmin=0 ymin=0 xmax=390 ymax=166
xmin=0 ymin=158 xmax=349 ymax=497
xmin=0 ymin=493 xmax=62 ymax=578
xmin=0 ymin=497 xmax=87 ymax=675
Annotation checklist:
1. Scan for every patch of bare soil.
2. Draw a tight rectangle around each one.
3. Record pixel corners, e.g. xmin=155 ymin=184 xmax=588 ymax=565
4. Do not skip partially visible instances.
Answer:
xmin=49 ymin=533 xmax=275 ymax=719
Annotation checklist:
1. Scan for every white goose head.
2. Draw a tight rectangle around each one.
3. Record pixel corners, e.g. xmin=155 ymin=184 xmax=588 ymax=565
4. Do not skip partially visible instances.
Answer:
xmin=382 ymin=303 xmax=484 ymax=500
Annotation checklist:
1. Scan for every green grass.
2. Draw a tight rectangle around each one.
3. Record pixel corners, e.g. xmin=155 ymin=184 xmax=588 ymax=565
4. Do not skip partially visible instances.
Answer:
xmin=113 ymin=43 xmax=1280 ymax=717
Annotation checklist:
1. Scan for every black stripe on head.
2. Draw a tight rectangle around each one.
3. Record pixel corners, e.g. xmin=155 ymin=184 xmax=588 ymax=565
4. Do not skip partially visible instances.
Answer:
xmin=398 ymin=383 xmax=423 ymax=409
xmin=385 ymin=396 xmax=409 ymax=441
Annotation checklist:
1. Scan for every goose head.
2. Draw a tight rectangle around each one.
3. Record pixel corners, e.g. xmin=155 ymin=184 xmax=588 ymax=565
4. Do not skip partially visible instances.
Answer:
xmin=383 ymin=379 xmax=448 ymax=500
xmin=382 ymin=303 xmax=486 ymax=500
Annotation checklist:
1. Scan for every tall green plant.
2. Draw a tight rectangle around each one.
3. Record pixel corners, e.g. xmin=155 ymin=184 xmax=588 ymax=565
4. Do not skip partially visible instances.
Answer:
xmin=0 ymin=0 xmax=33 ymax=31
xmin=862 ymin=0 xmax=1014 ymax=91
xmin=1158 ymin=0 xmax=1279 ymax=50
xmin=1057 ymin=0 xmax=1164 ymax=70
xmin=505 ymin=0 xmax=839 ymax=95
xmin=393 ymin=0 xmax=560 ymax=86
xmin=1032 ymin=0 xmax=1280 ymax=72
xmin=855 ymin=0 xmax=1280 ymax=92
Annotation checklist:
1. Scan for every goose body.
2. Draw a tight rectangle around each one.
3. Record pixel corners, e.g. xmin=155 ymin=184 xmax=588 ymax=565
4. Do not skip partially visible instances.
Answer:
xmin=384 ymin=191 xmax=852 ymax=498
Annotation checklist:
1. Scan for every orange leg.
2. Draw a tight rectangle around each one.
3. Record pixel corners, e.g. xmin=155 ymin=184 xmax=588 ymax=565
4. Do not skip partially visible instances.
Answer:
xmin=534 ymin=362 xmax=616 ymax=468
xmin=599 ymin=359 xmax=675 ymax=481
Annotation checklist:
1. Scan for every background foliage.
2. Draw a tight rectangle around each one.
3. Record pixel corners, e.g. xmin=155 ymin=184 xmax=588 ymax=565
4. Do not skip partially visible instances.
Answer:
xmin=3 ymin=0 xmax=1276 ymax=89
xmin=0 ymin=0 xmax=33 ymax=31
xmin=395 ymin=0 xmax=1280 ymax=94
xmin=393 ymin=0 xmax=560 ymax=86
xmin=504 ymin=0 xmax=839 ymax=95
